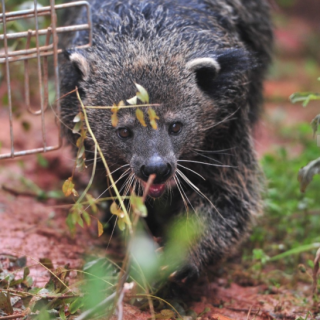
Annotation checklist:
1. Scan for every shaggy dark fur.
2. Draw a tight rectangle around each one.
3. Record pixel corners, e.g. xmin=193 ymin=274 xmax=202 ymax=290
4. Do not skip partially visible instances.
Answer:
xmin=60 ymin=0 xmax=273 ymax=281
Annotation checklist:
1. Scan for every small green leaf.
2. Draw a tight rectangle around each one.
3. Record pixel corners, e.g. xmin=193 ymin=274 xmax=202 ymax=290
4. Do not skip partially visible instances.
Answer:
xmin=298 ymin=157 xmax=320 ymax=193
xmin=76 ymin=157 xmax=86 ymax=171
xmin=135 ymin=83 xmax=149 ymax=104
xmin=117 ymin=218 xmax=126 ymax=231
xmin=22 ymin=121 xmax=31 ymax=131
xmin=72 ymin=121 xmax=82 ymax=134
xmin=130 ymin=196 xmax=147 ymax=217
xmin=86 ymin=194 xmax=97 ymax=213
xmin=311 ymin=114 xmax=320 ymax=138
xmin=70 ymin=298 xmax=84 ymax=314
xmin=290 ymin=92 xmax=320 ymax=107
xmin=127 ymin=96 xmax=138 ymax=105
xmin=73 ymin=112 xmax=83 ymax=122
xmin=23 ymin=267 xmax=30 ymax=279
xmin=0 ymin=292 xmax=13 ymax=315
xmin=37 ymin=154 xmax=49 ymax=168
xmin=59 ymin=306 xmax=67 ymax=320
xmin=37 ymin=310 xmax=50 ymax=320
xmin=39 ymin=258 xmax=54 ymax=269
xmin=23 ymin=275 xmax=33 ymax=288
xmin=77 ymin=144 xmax=85 ymax=159
xmin=82 ymin=211 xmax=91 ymax=226
xmin=77 ymin=215 xmax=84 ymax=228
xmin=110 ymin=202 xmax=124 ymax=218
xmin=66 ymin=214 xmax=76 ymax=235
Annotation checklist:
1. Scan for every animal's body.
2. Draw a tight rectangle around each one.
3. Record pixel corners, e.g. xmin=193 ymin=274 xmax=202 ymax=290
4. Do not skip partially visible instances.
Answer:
xmin=60 ymin=0 xmax=273 ymax=280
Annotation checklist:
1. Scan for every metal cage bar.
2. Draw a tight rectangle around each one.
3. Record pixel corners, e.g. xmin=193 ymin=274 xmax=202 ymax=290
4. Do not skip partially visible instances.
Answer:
xmin=0 ymin=1 xmax=92 ymax=159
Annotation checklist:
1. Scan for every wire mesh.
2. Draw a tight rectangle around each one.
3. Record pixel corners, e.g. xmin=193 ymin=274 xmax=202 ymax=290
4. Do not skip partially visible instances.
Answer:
xmin=0 ymin=0 xmax=92 ymax=159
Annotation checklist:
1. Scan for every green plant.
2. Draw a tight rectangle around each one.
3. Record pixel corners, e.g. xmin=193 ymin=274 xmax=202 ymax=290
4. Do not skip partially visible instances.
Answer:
xmin=290 ymin=78 xmax=320 ymax=192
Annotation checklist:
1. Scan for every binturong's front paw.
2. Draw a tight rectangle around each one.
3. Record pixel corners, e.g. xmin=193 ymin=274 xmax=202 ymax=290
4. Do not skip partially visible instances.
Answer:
xmin=169 ymin=261 xmax=200 ymax=284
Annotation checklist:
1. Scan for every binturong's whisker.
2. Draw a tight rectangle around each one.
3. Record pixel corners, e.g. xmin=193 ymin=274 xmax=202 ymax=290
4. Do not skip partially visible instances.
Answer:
xmin=176 ymin=169 xmax=225 ymax=221
xmin=177 ymin=163 xmax=205 ymax=180
xmin=178 ymin=159 xmax=236 ymax=168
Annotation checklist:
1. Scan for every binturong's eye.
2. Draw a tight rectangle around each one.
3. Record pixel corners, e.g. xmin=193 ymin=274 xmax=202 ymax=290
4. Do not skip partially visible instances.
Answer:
xmin=169 ymin=122 xmax=183 ymax=135
xmin=117 ymin=127 xmax=133 ymax=139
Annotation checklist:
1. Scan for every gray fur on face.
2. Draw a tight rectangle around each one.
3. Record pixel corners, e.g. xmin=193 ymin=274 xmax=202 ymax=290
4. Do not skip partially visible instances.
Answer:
xmin=60 ymin=0 xmax=273 ymax=281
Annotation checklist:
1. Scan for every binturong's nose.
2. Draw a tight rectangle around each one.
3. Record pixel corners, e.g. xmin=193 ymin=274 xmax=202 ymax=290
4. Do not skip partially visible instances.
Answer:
xmin=140 ymin=156 xmax=172 ymax=184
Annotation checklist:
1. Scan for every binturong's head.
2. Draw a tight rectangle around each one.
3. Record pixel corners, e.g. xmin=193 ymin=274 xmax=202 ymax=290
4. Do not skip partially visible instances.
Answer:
xmin=60 ymin=43 xmax=253 ymax=198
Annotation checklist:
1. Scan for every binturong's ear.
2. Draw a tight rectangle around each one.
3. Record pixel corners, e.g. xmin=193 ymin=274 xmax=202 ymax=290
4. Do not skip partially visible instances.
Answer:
xmin=64 ymin=50 xmax=90 ymax=81
xmin=186 ymin=57 xmax=220 ymax=95
xmin=187 ymin=49 xmax=254 ymax=97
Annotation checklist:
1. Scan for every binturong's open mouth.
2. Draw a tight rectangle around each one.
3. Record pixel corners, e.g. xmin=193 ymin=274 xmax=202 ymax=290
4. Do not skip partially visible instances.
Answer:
xmin=147 ymin=183 xmax=166 ymax=198
xmin=141 ymin=180 xmax=166 ymax=198
xmin=140 ymin=176 xmax=176 ymax=198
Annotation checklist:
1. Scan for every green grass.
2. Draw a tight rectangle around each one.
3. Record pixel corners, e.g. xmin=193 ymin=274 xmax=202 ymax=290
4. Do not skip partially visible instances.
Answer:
xmin=247 ymin=122 xmax=320 ymax=269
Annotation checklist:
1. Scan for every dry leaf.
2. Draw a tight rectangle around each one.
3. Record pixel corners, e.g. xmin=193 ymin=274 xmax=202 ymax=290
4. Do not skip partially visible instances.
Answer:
xmin=62 ymin=178 xmax=75 ymax=197
xmin=97 ymin=220 xmax=104 ymax=237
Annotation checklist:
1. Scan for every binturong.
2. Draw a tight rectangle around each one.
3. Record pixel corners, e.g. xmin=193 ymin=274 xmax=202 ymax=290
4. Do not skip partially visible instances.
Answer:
xmin=60 ymin=0 xmax=273 ymax=281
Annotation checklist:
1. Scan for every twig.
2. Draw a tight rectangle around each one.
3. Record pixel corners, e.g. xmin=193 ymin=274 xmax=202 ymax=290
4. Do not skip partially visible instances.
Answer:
xmin=1 ymin=289 xmax=80 ymax=300
xmin=0 ymin=312 xmax=29 ymax=320
xmin=142 ymin=174 xmax=156 ymax=203
xmin=125 ymin=293 xmax=182 ymax=319
xmin=117 ymin=288 xmax=125 ymax=320
xmin=114 ymin=174 xmax=156 ymax=320
xmin=2 ymin=185 xmax=37 ymax=198
xmin=76 ymin=88 xmax=132 ymax=233
xmin=223 ymin=307 xmax=297 ymax=320
xmin=74 ymin=143 xmax=97 ymax=205
xmin=85 ymin=103 xmax=160 ymax=109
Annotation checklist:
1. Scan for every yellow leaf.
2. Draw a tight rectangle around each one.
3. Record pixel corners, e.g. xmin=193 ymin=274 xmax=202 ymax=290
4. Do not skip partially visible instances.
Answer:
xmin=97 ymin=220 xmax=104 ymax=237
xmin=111 ymin=112 xmax=118 ymax=127
xmin=150 ymin=120 xmax=157 ymax=130
xmin=76 ymin=137 xmax=83 ymax=148
xmin=136 ymin=109 xmax=147 ymax=127
xmin=62 ymin=177 xmax=75 ymax=197
xmin=117 ymin=218 xmax=126 ymax=231
xmin=110 ymin=202 xmax=124 ymax=218
xmin=148 ymin=108 xmax=159 ymax=129
xmin=111 ymin=103 xmax=119 ymax=113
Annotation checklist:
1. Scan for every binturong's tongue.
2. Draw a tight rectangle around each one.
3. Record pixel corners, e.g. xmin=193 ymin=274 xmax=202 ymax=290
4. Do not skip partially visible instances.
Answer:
xmin=148 ymin=184 xmax=166 ymax=198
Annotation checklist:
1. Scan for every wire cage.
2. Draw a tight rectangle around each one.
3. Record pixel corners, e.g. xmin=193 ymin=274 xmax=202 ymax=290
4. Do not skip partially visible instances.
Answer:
xmin=0 ymin=0 xmax=92 ymax=159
